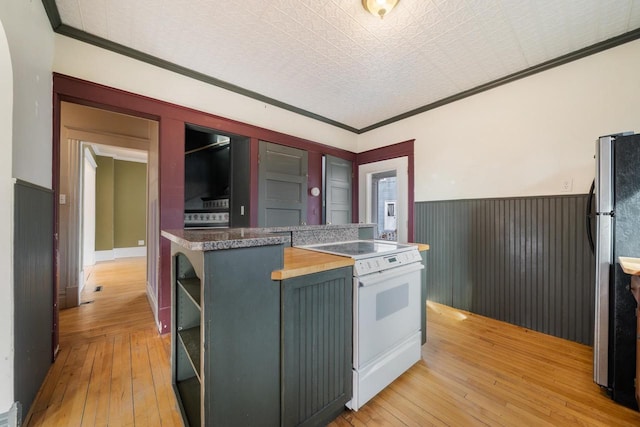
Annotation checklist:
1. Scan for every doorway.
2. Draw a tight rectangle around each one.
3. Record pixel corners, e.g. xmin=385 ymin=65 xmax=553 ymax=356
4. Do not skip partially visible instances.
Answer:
xmin=358 ymin=157 xmax=409 ymax=243
xmin=79 ymin=143 xmax=149 ymax=304
xmin=57 ymin=102 xmax=156 ymax=334
xmin=371 ymin=170 xmax=397 ymax=241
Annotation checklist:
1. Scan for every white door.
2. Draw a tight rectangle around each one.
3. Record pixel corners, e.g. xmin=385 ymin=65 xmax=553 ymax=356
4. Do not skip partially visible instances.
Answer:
xmin=358 ymin=157 xmax=408 ymax=243
xmin=82 ymin=149 xmax=97 ymax=276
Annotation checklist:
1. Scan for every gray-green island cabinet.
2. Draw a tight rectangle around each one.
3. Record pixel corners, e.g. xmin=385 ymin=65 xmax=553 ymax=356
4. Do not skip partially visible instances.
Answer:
xmin=172 ymin=243 xmax=284 ymax=426
xmin=164 ymin=228 xmax=354 ymax=427
xmin=281 ymin=266 xmax=353 ymax=426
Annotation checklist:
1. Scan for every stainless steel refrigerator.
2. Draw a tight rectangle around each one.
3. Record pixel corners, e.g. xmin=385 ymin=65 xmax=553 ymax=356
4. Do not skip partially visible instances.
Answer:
xmin=590 ymin=132 xmax=640 ymax=409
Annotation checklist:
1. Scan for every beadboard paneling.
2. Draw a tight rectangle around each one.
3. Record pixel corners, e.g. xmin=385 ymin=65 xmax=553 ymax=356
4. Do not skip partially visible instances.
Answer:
xmin=415 ymin=195 xmax=594 ymax=345
xmin=14 ymin=180 xmax=54 ymax=415
xmin=282 ymin=267 xmax=352 ymax=426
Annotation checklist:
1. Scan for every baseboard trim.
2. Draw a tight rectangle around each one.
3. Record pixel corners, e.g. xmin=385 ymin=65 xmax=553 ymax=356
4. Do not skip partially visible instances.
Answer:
xmin=114 ymin=246 xmax=146 ymax=258
xmin=0 ymin=402 xmax=22 ymax=427
xmin=57 ymin=286 xmax=68 ymax=309
xmin=95 ymin=247 xmax=146 ymax=261
xmin=95 ymin=250 xmax=114 ymax=262
xmin=146 ymin=282 xmax=161 ymax=332
xmin=66 ymin=285 xmax=79 ymax=307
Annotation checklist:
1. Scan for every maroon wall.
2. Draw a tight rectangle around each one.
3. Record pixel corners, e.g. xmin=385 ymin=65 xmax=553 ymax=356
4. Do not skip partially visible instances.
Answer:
xmin=52 ymin=73 xmax=357 ymax=334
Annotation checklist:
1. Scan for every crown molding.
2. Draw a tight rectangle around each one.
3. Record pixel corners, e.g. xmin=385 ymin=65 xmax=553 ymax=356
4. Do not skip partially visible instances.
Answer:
xmin=41 ymin=1 xmax=640 ymax=135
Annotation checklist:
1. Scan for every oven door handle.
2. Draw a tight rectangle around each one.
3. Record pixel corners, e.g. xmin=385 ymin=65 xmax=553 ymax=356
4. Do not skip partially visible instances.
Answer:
xmin=358 ymin=263 xmax=424 ymax=287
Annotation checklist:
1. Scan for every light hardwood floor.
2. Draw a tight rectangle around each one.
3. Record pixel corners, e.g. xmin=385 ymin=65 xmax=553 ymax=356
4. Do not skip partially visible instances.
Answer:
xmin=330 ymin=302 xmax=640 ymax=426
xmin=24 ymin=258 xmax=183 ymax=427
xmin=25 ymin=258 xmax=640 ymax=426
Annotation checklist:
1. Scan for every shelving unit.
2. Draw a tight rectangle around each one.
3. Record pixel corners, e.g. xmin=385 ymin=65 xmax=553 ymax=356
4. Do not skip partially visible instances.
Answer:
xmin=173 ymin=253 xmax=202 ymax=427
xmin=170 ymin=243 xmax=284 ymax=426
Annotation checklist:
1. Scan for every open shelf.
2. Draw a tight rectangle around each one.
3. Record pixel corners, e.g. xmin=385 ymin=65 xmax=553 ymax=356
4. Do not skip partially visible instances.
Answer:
xmin=178 ymin=326 xmax=201 ymax=379
xmin=178 ymin=277 xmax=201 ymax=308
xmin=177 ymin=376 xmax=201 ymax=427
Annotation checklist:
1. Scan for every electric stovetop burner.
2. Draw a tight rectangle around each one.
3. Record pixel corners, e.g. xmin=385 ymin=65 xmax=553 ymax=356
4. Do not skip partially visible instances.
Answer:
xmin=299 ymin=239 xmax=414 ymax=259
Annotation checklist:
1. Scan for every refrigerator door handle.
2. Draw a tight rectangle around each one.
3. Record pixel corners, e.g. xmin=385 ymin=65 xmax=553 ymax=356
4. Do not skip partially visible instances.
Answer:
xmin=586 ymin=179 xmax=595 ymax=254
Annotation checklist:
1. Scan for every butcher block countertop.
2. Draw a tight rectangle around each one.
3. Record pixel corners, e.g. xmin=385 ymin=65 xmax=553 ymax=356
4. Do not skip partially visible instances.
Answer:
xmin=411 ymin=243 xmax=430 ymax=252
xmin=619 ymin=257 xmax=640 ymax=276
xmin=271 ymin=247 xmax=355 ymax=280
xmin=271 ymin=242 xmax=430 ymax=280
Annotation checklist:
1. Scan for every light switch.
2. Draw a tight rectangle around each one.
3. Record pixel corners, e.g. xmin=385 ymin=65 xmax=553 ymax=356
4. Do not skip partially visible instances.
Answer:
xmin=59 ymin=194 xmax=66 ymax=204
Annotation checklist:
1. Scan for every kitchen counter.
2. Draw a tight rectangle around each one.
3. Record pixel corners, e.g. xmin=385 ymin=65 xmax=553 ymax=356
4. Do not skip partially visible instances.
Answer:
xmin=271 ymin=247 xmax=355 ymax=280
xmin=161 ymin=228 xmax=290 ymax=251
xmin=261 ymin=223 xmax=376 ymax=246
xmin=162 ymin=227 xmax=429 ymax=280
xmin=259 ymin=223 xmax=375 ymax=233
xmin=272 ymin=242 xmax=430 ymax=280
xmin=619 ymin=257 xmax=640 ymax=303
xmin=411 ymin=243 xmax=430 ymax=252
xmin=619 ymin=257 xmax=640 ymax=275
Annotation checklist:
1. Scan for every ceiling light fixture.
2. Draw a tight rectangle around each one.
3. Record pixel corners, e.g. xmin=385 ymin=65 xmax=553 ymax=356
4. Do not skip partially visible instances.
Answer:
xmin=362 ymin=0 xmax=399 ymax=19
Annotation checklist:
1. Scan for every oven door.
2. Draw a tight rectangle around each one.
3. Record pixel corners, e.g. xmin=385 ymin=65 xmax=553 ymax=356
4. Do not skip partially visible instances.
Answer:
xmin=354 ymin=262 xmax=423 ymax=369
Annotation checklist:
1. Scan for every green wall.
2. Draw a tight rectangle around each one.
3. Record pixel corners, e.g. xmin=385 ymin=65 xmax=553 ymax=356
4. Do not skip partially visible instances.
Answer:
xmin=95 ymin=156 xmax=114 ymax=250
xmin=114 ymin=160 xmax=147 ymax=248
xmin=95 ymin=156 xmax=147 ymax=250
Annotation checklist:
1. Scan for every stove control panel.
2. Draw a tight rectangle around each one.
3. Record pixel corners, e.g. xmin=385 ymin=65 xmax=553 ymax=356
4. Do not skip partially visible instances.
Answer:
xmin=354 ymin=248 xmax=422 ymax=276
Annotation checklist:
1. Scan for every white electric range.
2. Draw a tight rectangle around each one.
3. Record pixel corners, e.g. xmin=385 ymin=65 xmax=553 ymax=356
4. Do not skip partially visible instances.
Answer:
xmin=299 ymin=240 xmax=424 ymax=410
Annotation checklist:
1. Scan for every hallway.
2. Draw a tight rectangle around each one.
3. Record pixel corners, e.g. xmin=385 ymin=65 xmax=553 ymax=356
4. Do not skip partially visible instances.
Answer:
xmin=24 ymin=258 xmax=182 ymax=426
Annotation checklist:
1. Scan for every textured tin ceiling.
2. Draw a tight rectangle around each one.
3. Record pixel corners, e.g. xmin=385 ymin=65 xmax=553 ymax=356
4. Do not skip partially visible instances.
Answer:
xmin=52 ymin=0 xmax=640 ymax=132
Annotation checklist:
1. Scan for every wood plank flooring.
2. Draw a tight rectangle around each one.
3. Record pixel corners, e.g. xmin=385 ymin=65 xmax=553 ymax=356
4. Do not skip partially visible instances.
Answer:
xmin=24 ymin=258 xmax=183 ymax=427
xmin=25 ymin=258 xmax=640 ymax=426
xmin=330 ymin=301 xmax=640 ymax=426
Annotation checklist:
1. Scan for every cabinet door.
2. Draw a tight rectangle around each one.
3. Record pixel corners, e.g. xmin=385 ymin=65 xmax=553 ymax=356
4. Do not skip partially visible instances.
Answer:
xmin=282 ymin=267 xmax=352 ymax=427
xmin=258 ymin=141 xmax=308 ymax=226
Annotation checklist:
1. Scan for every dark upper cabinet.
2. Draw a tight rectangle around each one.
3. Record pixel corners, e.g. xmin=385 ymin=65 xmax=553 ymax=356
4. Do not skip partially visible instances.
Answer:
xmin=184 ymin=125 xmax=250 ymax=228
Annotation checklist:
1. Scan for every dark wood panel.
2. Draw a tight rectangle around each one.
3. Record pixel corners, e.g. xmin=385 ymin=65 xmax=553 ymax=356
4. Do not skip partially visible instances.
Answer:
xmin=415 ymin=194 xmax=595 ymax=345
xmin=14 ymin=180 xmax=54 ymax=416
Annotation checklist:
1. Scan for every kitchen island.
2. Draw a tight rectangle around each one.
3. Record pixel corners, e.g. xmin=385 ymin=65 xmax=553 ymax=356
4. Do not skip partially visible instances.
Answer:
xmin=162 ymin=226 xmax=428 ymax=427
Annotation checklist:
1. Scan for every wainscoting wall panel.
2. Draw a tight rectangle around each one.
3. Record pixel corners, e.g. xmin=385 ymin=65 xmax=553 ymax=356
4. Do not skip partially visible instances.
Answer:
xmin=415 ymin=195 xmax=595 ymax=345
xmin=14 ymin=180 xmax=54 ymax=416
